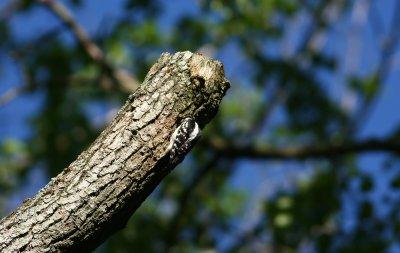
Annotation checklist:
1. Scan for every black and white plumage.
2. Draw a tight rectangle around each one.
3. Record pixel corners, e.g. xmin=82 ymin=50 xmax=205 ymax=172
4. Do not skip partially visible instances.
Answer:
xmin=165 ymin=118 xmax=201 ymax=160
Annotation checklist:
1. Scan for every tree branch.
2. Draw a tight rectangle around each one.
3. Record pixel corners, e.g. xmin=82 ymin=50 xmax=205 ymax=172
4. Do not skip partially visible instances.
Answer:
xmin=0 ymin=85 xmax=28 ymax=106
xmin=350 ymin=1 xmax=400 ymax=133
xmin=205 ymin=137 xmax=400 ymax=160
xmin=0 ymin=51 xmax=229 ymax=252
xmin=0 ymin=63 xmax=34 ymax=107
xmin=38 ymin=0 xmax=139 ymax=92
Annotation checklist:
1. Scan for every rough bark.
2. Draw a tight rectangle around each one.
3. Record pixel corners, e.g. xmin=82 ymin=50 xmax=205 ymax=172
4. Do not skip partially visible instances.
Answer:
xmin=0 ymin=51 xmax=230 ymax=252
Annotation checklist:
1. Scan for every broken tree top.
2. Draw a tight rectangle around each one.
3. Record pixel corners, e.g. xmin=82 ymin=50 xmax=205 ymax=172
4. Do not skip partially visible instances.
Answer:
xmin=0 ymin=51 xmax=230 ymax=253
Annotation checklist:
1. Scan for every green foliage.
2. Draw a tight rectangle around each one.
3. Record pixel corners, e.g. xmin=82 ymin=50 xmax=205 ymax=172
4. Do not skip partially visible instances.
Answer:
xmin=0 ymin=0 xmax=398 ymax=252
xmin=349 ymin=74 xmax=380 ymax=101
xmin=0 ymin=139 xmax=29 ymax=190
xmin=265 ymin=168 xmax=340 ymax=250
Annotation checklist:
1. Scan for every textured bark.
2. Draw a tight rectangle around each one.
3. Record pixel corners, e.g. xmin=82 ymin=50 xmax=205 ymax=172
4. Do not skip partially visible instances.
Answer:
xmin=0 ymin=51 xmax=230 ymax=252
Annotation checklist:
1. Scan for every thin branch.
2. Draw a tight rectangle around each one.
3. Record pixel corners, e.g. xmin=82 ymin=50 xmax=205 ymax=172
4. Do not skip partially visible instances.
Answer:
xmin=0 ymin=63 xmax=34 ymax=107
xmin=38 ymin=0 xmax=139 ymax=92
xmin=293 ymin=0 xmax=344 ymax=58
xmin=205 ymin=137 xmax=400 ymax=160
xmin=377 ymin=1 xmax=400 ymax=80
xmin=351 ymin=0 xmax=400 ymax=133
xmin=369 ymin=1 xmax=385 ymax=45
xmin=345 ymin=0 xmax=371 ymax=74
xmin=0 ymin=85 xmax=28 ymax=107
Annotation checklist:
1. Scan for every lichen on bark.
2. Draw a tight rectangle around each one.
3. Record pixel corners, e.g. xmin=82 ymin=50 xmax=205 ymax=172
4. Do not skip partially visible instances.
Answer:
xmin=0 ymin=51 xmax=230 ymax=253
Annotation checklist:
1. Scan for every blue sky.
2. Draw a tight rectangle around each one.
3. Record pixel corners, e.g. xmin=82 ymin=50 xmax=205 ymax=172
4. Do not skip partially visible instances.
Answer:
xmin=2 ymin=0 xmax=398 ymax=140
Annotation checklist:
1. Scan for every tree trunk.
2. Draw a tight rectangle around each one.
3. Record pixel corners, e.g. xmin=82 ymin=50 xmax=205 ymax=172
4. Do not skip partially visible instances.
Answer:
xmin=0 ymin=51 xmax=230 ymax=252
